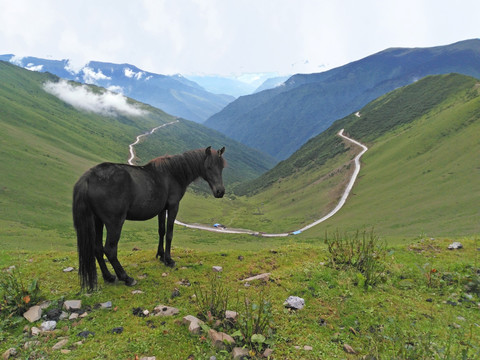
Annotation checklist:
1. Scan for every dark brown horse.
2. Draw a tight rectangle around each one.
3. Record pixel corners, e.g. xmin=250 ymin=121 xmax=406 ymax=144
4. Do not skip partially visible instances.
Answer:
xmin=73 ymin=146 xmax=226 ymax=291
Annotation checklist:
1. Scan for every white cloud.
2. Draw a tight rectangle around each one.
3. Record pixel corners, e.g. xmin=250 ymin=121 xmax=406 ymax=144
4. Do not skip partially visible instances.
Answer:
xmin=82 ymin=67 xmax=111 ymax=84
xmin=107 ymin=85 xmax=124 ymax=94
xmin=9 ymin=55 xmax=24 ymax=66
xmin=25 ymin=63 xmax=43 ymax=71
xmin=43 ymin=79 xmax=147 ymax=117
xmin=124 ymin=67 xmax=145 ymax=80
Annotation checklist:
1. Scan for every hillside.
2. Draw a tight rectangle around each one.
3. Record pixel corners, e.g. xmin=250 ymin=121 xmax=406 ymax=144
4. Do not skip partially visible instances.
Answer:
xmin=0 ymin=55 xmax=233 ymax=123
xmin=0 ymin=61 xmax=274 ymax=249
xmin=204 ymin=39 xmax=480 ymax=160
xmin=179 ymin=74 xmax=480 ymax=239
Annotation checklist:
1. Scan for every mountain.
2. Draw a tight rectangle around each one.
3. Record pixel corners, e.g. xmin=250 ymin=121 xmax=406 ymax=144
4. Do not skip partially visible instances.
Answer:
xmin=226 ymin=73 xmax=479 ymax=238
xmin=186 ymin=73 xmax=289 ymax=98
xmin=0 ymin=55 xmax=234 ymax=123
xmin=0 ymin=61 xmax=274 ymax=248
xmin=204 ymin=39 xmax=480 ymax=160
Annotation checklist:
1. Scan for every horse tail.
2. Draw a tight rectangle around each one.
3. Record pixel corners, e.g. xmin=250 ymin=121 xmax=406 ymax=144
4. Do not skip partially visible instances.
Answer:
xmin=72 ymin=175 xmax=97 ymax=291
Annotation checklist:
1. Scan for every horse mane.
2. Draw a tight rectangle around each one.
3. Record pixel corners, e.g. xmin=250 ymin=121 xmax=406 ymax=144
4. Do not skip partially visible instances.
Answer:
xmin=148 ymin=148 xmax=208 ymax=186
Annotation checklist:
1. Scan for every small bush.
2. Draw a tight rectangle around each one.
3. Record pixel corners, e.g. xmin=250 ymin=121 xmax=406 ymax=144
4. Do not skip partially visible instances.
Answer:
xmin=193 ymin=273 xmax=229 ymax=323
xmin=324 ymin=229 xmax=387 ymax=288
xmin=0 ymin=269 xmax=41 ymax=318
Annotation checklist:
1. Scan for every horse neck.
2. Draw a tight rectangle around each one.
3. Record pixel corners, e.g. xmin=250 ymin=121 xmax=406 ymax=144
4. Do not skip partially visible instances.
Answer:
xmin=153 ymin=150 xmax=205 ymax=187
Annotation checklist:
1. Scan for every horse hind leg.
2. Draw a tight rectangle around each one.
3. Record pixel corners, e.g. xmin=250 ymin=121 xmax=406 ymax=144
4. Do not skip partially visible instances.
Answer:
xmin=156 ymin=210 xmax=166 ymax=262
xmin=94 ymin=217 xmax=116 ymax=283
xmin=104 ymin=220 xmax=137 ymax=286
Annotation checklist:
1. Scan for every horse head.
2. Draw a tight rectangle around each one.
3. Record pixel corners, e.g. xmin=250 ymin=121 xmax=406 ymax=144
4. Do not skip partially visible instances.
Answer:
xmin=204 ymin=146 xmax=226 ymax=198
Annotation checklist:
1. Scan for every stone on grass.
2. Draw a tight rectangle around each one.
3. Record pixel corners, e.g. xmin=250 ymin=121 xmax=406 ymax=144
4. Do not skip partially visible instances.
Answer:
xmin=24 ymin=341 xmax=41 ymax=349
xmin=208 ymin=329 xmax=235 ymax=350
xmin=52 ymin=339 xmax=69 ymax=350
xmin=31 ymin=327 xmax=41 ymax=336
xmin=2 ymin=348 xmax=17 ymax=359
xmin=225 ymin=310 xmax=238 ymax=321
xmin=304 ymin=345 xmax=313 ymax=351
xmin=23 ymin=306 xmax=42 ymax=323
xmin=154 ymin=305 xmax=179 ymax=316
xmin=69 ymin=313 xmax=79 ymax=320
xmin=343 ymin=343 xmax=356 ymax=354
xmin=140 ymin=357 xmax=156 ymax=360
xmin=212 ymin=266 xmax=223 ymax=272
xmin=132 ymin=290 xmax=144 ymax=295
xmin=100 ymin=301 xmax=112 ymax=309
xmin=284 ymin=296 xmax=305 ymax=310
xmin=63 ymin=300 xmax=82 ymax=311
xmin=448 ymin=242 xmax=463 ymax=250
xmin=232 ymin=347 xmax=250 ymax=359
xmin=41 ymin=320 xmax=57 ymax=331
xmin=263 ymin=348 xmax=274 ymax=358
xmin=241 ymin=273 xmax=271 ymax=283
xmin=182 ymin=315 xmax=204 ymax=335
xmin=63 ymin=267 xmax=74 ymax=272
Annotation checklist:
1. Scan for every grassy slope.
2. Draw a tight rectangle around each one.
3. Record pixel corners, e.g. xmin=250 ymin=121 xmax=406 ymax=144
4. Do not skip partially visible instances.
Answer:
xmin=177 ymin=74 xmax=480 ymax=243
xmin=0 ymin=62 xmax=273 ymax=250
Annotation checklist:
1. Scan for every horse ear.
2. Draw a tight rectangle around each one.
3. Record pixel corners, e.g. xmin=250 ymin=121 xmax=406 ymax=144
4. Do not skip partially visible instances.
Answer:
xmin=218 ymin=147 xmax=225 ymax=157
xmin=205 ymin=146 xmax=212 ymax=156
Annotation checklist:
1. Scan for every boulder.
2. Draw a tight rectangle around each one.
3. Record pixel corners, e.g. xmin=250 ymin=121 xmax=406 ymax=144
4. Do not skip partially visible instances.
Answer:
xmin=41 ymin=320 xmax=57 ymax=331
xmin=182 ymin=315 xmax=204 ymax=334
xmin=448 ymin=242 xmax=463 ymax=250
xmin=154 ymin=305 xmax=179 ymax=316
xmin=284 ymin=296 xmax=305 ymax=310
xmin=23 ymin=306 xmax=42 ymax=323
xmin=63 ymin=300 xmax=82 ymax=311
xmin=232 ymin=347 xmax=250 ymax=359
xmin=208 ymin=329 xmax=235 ymax=350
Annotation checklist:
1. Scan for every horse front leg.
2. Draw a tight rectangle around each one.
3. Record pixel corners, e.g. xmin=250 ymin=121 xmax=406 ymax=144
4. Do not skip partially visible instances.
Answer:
xmin=156 ymin=210 xmax=166 ymax=262
xmin=164 ymin=205 xmax=178 ymax=268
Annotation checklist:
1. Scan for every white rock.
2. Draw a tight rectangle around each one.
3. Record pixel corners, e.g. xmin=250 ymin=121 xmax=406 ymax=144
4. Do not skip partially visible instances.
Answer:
xmin=241 ymin=273 xmax=271 ymax=282
xmin=63 ymin=300 xmax=82 ymax=311
xmin=23 ymin=306 xmax=42 ymax=323
xmin=52 ymin=339 xmax=69 ymax=350
xmin=69 ymin=313 xmax=79 ymax=320
xmin=41 ymin=320 xmax=57 ymax=331
xmin=31 ymin=327 xmax=41 ymax=336
xmin=154 ymin=305 xmax=179 ymax=316
xmin=212 ymin=266 xmax=223 ymax=272
xmin=448 ymin=242 xmax=463 ymax=250
xmin=232 ymin=347 xmax=249 ymax=359
xmin=63 ymin=267 xmax=74 ymax=272
xmin=182 ymin=315 xmax=204 ymax=334
xmin=284 ymin=296 xmax=305 ymax=310
xmin=208 ymin=329 xmax=235 ymax=349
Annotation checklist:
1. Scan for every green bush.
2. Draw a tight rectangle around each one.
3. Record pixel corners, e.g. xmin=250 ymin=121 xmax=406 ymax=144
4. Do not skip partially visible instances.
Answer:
xmin=324 ymin=229 xmax=387 ymax=288
xmin=0 ymin=270 xmax=41 ymax=318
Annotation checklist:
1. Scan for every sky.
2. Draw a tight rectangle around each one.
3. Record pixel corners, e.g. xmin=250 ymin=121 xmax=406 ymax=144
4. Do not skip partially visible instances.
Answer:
xmin=0 ymin=0 xmax=479 ymax=77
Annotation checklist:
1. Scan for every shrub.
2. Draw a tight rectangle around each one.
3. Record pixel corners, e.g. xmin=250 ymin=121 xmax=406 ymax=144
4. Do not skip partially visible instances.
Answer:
xmin=324 ymin=229 xmax=387 ymax=288
xmin=193 ymin=273 xmax=229 ymax=323
xmin=0 ymin=269 xmax=41 ymax=318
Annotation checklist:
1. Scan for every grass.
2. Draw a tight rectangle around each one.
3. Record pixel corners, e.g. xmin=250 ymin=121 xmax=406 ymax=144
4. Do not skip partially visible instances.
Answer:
xmin=1 ymin=236 xmax=479 ymax=359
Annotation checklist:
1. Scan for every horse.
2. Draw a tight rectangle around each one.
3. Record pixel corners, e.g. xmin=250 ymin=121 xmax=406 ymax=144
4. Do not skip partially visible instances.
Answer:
xmin=73 ymin=146 xmax=226 ymax=291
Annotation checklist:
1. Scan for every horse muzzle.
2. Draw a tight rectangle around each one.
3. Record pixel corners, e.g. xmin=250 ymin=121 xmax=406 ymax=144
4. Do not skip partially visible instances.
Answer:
xmin=213 ymin=187 xmax=225 ymax=198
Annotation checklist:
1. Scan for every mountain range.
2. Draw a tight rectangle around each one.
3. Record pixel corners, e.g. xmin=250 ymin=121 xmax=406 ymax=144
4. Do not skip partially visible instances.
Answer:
xmin=0 ymin=55 xmax=234 ymax=123
xmin=204 ymin=39 xmax=480 ymax=160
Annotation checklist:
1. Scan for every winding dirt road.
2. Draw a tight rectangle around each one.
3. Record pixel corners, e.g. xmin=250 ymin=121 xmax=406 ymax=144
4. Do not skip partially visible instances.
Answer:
xmin=128 ymin=124 xmax=368 ymax=237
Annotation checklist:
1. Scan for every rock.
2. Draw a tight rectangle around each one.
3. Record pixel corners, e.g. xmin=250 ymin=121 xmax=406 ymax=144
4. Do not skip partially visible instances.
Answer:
xmin=46 ymin=308 xmax=62 ymax=321
xmin=208 ymin=329 xmax=235 ymax=350
xmin=52 ymin=339 xmax=69 ymax=350
xmin=241 ymin=273 xmax=271 ymax=282
xmin=171 ymin=288 xmax=181 ymax=298
xmin=77 ymin=331 xmax=95 ymax=338
xmin=24 ymin=341 xmax=41 ymax=349
xmin=69 ymin=313 xmax=79 ymax=320
xmin=162 ymin=272 xmax=168 ymax=277
xmin=63 ymin=300 xmax=82 ymax=311
xmin=143 ymin=310 xmax=150 ymax=317
xmin=132 ymin=290 xmax=144 ymax=294
xmin=79 ymin=312 xmax=89 ymax=318
xmin=63 ymin=267 xmax=74 ymax=272
xmin=448 ymin=242 xmax=463 ymax=250
xmin=38 ymin=301 xmax=51 ymax=309
xmin=2 ymin=348 xmax=17 ymax=359
xmin=111 ymin=327 xmax=123 ymax=334
xmin=23 ymin=305 xmax=42 ymax=323
xmin=31 ymin=327 xmax=41 ymax=336
xmin=284 ymin=296 xmax=305 ymax=310
xmin=61 ymin=349 xmax=71 ymax=354
xmin=154 ymin=305 xmax=179 ymax=316
xmin=304 ymin=345 xmax=313 ymax=351
xmin=59 ymin=311 xmax=69 ymax=320
xmin=263 ymin=348 xmax=274 ymax=358
xmin=343 ymin=343 xmax=356 ymax=354
xmin=182 ymin=315 xmax=204 ymax=334
xmin=232 ymin=347 xmax=250 ymax=359
xmin=41 ymin=320 xmax=57 ymax=331
xmin=212 ymin=266 xmax=223 ymax=272
xmin=225 ymin=310 xmax=238 ymax=321
xmin=140 ymin=357 xmax=156 ymax=360
xmin=100 ymin=301 xmax=112 ymax=309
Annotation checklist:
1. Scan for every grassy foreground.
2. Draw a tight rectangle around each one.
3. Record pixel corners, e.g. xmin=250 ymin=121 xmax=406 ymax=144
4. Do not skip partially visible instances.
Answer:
xmin=1 ymin=235 xmax=479 ymax=359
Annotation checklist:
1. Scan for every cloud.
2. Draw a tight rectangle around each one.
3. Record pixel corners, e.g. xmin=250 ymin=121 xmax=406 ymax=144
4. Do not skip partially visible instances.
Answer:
xmin=43 ymin=79 xmax=147 ymax=117
xmin=81 ymin=66 xmax=111 ymax=84
xmin=124 ymin=67 xmax=145 ymax=80
xmin=25 ymin=63 xmax=43 ymax=71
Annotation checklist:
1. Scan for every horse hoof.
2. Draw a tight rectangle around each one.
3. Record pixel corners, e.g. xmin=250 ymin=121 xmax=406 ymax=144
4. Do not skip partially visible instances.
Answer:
xmin=165 ymin=260 xmax=176 ymax=268
xmin=104 ymin=275 xmax=116 ymax=283
xmin=125 ymin=278 xmax=137 ymax=286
